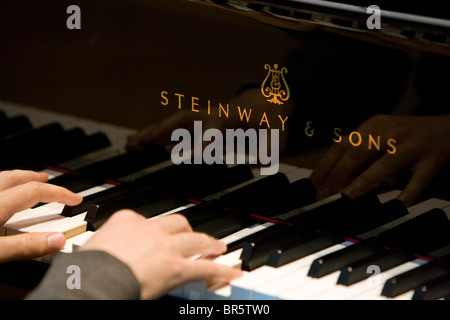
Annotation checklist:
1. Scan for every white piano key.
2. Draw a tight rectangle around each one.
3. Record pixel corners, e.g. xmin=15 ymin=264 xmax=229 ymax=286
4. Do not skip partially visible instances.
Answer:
xmin=119 ymin=159 xmax=174 ymax=182
xmin=71 ymin=230 xmax=95 ymax=251
xmin=252 ymin=242 xmax=354 ymax=300
xmin=220 ymin=222 xmax=274 ymax=246
xmin=39 ymin=168 xmax=64 ymax=180
xmin=76 ymin=183 xmax=116 ymax=198
xmin=350 ymin=258 xmax=428 ymax=300
xmin=37 ymin=229 xmax=93 ymax=263
xmin=377 ymin=189 xmax=401 ymax=204
xmin=206 ymin=283 xmax=232 ymax=300
xmin=30 ymin=213 xmax=87 ymax=238
xmin=288 ymin=256 xmax=427 ymax=300
xmin=278 ymin=270 xmax=341 ymax=300
xmin=392 ymin=290 xmax=415 ymax=300
xmin=230 ymin=267 xmax=281 ymax=300
xmin=5 ymin=202 xmax=63 ymax=225
xmin=181 ymin=249 xmax=243 ymax=300
xmin=5 ymin=207 xmax=64 ymax=235
xmin=148 ymin=203 xmax=197 ymax=220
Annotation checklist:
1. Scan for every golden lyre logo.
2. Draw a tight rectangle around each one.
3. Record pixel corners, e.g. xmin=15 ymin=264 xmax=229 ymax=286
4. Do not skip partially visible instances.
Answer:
xmin=261 ymin=64 xmax=290 ymax=105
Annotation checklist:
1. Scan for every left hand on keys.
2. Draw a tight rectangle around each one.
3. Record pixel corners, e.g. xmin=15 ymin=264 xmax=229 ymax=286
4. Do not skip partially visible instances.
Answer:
xmin=0 ymin=170 xmax=82 ymax=264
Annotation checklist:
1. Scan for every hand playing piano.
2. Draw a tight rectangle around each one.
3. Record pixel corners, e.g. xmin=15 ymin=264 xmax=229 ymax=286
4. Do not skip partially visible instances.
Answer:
xmin=0 ymin=170 xmax=82 ymax=264
xmin=79 ymin=210 xmax=242 ymax=300
xmin=310 ymin=114 xmax=450 ymax=207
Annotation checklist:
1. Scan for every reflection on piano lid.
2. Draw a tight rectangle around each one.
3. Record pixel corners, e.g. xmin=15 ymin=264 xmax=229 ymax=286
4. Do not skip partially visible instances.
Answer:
xmin=0 ymin=0 xmax=449 ymax=302
xmin=0 ymin=102 xmax=449 ymax=300
xmin=200 ymin=0 xmax=450 ymax=55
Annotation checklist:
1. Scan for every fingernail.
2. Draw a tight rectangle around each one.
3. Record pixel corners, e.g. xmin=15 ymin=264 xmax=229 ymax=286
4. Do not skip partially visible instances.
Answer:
xmin=47 ymin=233 xmax=66 ymax=250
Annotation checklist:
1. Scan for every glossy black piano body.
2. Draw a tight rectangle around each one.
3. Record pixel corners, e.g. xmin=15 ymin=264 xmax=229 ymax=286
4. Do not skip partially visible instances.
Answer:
xmin=0 ymin=0 xmax=449 ymax=300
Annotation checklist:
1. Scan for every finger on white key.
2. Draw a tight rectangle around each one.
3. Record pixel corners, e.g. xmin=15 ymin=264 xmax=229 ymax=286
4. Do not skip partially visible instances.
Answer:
xmin=0 ymin=182 xmax=82 ymax=225
xmin=181 ymin=249 xmax=243 ymax=300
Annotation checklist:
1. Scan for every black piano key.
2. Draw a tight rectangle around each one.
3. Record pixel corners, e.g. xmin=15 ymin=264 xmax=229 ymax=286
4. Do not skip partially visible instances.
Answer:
xmin=343 ymin=199 xmax=409 ymax=237
xmin=412 ymin=274 xmax=450 ymax=300
xmin=267 ymin=232 xmax=343 ymax=267
xmin=135 ymin=197 xmax=242 ymax=228
xmin=71 ymin=132 xmax=111 ymax=159
xmin=379 ymin=208 xmax=450 ymax=249
xmin=134 ymin=163 xmax=250 ymax=202
xmin=176 ymin=164 xmax=252 ymax=200
xmin=241 ymin=178 xmax=317 ymax=217
xmin=83 ymin=164 xmax=246 ymax=228
xmin=0 ymin=115 xmax=32 ymax=138
xmin=134 ymin=163 xmax=238 ymax=200
xmin=267 ymin=199 xmax=410 ymax=267
xmin=337 ymin=246 xmax=415 ymax=286
xmin=85 ymin=187 xmax=170 ymax=230
xmin=64 ymin=164 xmax=188 ymax=218
xmin=50 ymin=132 xmax=111 ymax=166
xmin=0 ymin=123 xmax=65 ymax=170
xmin=61 ymin=182 xmax=135 ymax=217
xmin=225 ymin=193 xmax=377 ymax=255
xmin=77 ymin=146 xmax=170 ymax=180
xmin=204 ymin=165 xmax=252 ymax=197
xmin=46 ymin=129 xmax=111 ymax=165
xmin=133 ymin=197 xmax=191 ymax=219
xmin=308 ymin=207 xmax=450 ymax=278
xmin=47 ymin=173 xmax=106 ymax=193
xmin=308 ymin=237 xmax=383 ymax=278
xmin=41 ymin=127 xmax=87 ymax=164
xmin=0 ymin=110 xmax=6 ymax=123
xmin=192 ymin=208 xmax=257 ymax=239
xmin=240 ymin=224 xmax=318 ymax=271
xmin=176 ymin=200 xmax=228 ymax=226
xmin=219 ymin=172 xmax=290 ymax=209
xmin=339 ymin=222 xmax=450 ymax=285
xmin=225 ymin=218 xmax=291 ymax=254
xmin=86 ymin=193 xmax=185 ymax=231
xmin=32 ymin=173 xmax=106 ymax=209
xmin=288 ymin=192 xmax=382 ymax=230
xmin=266 ymin=178 xmax=317 ymax=213
xmin=381 ymin=254 xmax=450 ymax=298
xmin=0 ymin=123 xmax=64 ymax=151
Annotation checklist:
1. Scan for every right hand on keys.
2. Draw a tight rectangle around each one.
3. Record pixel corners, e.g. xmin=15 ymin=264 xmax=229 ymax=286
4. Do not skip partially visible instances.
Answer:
xmin=80 ymin=210 xmax=243 ymax=300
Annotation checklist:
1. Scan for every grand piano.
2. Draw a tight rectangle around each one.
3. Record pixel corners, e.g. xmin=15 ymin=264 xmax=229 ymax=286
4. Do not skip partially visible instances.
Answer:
xmin=0 ymin=0 xmax=449 ymax=300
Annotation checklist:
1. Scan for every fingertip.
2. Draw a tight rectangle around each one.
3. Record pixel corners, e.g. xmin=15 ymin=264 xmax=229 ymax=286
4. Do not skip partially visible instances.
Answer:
xmin=231 ymin=268 xmax=243 ymax=279
xmin=47 ymin=233 xmax=66 ymax=251
xmin=341 ymin=184 xmax=358 ymax=199
xmin=396 ymin=192 xmax=415 ymax=208
xmin=67 ymin=193 xmax=83 ymax=206
xmin=216 ymin=239 xmax=227 ymax=253
xmin=37 ymin=171 xmax=49 ymax=182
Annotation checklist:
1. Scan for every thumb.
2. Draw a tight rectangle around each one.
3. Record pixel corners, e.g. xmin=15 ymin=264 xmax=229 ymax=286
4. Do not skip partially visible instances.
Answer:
xmin=0 ymin=232 xmax=66 ymax=264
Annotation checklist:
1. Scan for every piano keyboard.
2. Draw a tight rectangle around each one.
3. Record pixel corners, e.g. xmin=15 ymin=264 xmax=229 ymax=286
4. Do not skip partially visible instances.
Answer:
xmin=0 ymin=100 xmax=449 ymax=300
